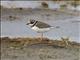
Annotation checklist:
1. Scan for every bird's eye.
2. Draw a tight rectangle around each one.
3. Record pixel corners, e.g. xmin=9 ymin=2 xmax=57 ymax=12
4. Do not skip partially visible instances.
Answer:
xmin=30 ymin=20 xmax=35 ymax=24
xmin=30 ymin=21 xmax=34 ymax=24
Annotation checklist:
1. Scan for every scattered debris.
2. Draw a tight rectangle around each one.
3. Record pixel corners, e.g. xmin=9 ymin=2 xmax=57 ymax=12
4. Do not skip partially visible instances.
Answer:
xmin=8 ymin=15 xmax=19 ymax=21
xmin=0 ymin=37 xmax=80 ymax=49
xmin=41 ymin=2 xmax=49 ymax=8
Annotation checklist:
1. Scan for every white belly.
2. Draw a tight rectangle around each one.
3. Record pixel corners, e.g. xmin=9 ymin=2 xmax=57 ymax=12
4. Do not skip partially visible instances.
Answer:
xmin=32 ymin=26 xmax=50 ymax=33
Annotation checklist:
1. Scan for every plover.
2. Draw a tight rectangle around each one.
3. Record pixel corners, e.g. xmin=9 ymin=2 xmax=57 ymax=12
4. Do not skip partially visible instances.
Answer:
xmin=26 ymin=19 xmax=59 ymax=40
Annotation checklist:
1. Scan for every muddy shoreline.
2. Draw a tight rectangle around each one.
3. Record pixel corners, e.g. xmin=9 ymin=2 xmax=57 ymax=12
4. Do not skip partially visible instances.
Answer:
xmin=1 ymin=6 xmax=80 ymax=60
xmin=1 ymin=37 xmax=80 ymax=60
xmin=1 ymin=37 xmax=80 ymax=48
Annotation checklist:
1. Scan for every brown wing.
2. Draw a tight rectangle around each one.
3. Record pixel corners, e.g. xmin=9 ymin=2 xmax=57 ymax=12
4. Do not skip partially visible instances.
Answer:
xmin=36 ymin=21 xmax=51 ymax=28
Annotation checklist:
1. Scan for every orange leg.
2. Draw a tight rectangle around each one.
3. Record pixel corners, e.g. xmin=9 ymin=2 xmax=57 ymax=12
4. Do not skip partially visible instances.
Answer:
xmin=41 ymin=33 xmax=43 ymax=41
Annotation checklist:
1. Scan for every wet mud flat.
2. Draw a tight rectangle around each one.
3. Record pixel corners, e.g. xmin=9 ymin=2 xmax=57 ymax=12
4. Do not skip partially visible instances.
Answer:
xmin=1 ymin=37 xmax=80 ymax=60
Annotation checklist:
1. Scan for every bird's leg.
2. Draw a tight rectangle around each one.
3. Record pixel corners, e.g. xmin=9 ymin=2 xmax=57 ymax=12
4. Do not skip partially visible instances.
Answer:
xmin=41 ymin=33 xmax=43 ymax=41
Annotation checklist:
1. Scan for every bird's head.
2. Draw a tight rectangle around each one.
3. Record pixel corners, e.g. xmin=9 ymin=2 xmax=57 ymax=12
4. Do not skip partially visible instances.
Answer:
xmin=26 ymin=19 xmax=36 ymax=26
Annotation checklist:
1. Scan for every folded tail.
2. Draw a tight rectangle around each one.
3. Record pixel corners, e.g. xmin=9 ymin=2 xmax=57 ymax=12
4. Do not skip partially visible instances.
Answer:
xmin=50 ymin=26 xmax=60 ymax=29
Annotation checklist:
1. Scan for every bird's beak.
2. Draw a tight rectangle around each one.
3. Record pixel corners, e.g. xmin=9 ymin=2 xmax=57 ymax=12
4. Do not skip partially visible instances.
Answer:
xmin=26 ymin=23 xmax=30 ymax=25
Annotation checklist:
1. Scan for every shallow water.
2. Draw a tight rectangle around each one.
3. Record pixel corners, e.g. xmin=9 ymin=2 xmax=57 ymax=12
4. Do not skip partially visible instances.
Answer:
xmin=1 ymin=9 xmax=80 ymax=42
xmin=1 ymin=1 xmax=80 ymax=11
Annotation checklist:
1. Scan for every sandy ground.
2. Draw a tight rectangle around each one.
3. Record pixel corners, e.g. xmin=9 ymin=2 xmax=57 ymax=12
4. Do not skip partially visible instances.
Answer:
xmin=1 ymin=37 xmax=80 ymax=60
